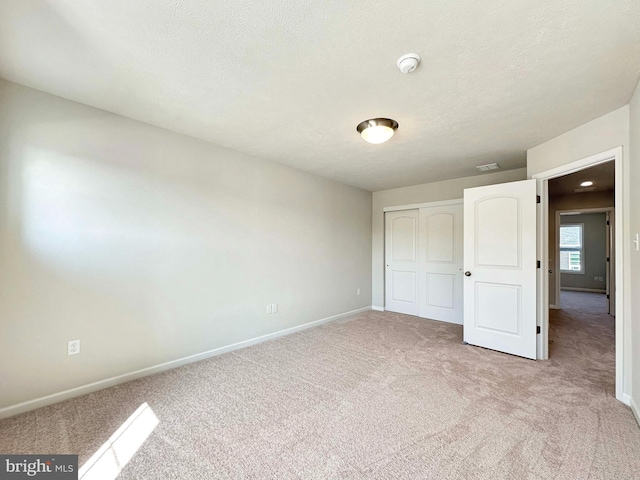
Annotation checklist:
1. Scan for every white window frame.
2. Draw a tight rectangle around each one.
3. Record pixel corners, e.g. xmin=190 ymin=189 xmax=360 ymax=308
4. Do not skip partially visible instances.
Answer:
xmin=559 ymin=222 xmax=584 ymax=274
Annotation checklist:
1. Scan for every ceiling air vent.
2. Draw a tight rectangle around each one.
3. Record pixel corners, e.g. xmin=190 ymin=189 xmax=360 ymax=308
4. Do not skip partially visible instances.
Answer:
xmin=476 ymin=163 xmax=500 ymax=172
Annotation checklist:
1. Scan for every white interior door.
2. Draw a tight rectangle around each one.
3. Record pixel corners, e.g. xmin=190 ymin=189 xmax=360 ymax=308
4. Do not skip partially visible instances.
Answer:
xmin=385 ymin=209 xmax=419 ymax=315
xmin=418 ymin=203 xmax=463 ymax=324
xmin=463 ymin=179 xmax=537 ymax=359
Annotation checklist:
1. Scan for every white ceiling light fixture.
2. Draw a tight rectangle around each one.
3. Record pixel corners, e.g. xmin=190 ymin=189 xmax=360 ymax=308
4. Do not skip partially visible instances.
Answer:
xmin=356 ymin=118 xmax=399 ymax=144
xmin=397 ymin=53 xmax=421 ymax=74
xmin=580 ymin=180 xmax=594 ymax=187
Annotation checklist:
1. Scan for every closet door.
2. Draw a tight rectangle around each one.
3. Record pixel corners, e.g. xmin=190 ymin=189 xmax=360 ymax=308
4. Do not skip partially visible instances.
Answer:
xmin=418 ymin=203 xmax=464 ymax=324
xmin=385 ymin=209 xmax=419 ymax=315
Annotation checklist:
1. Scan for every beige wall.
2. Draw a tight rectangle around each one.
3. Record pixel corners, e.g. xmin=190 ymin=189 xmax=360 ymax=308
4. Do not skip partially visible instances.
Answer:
xmin=371 ymin=168 xmax=527 ymax=308
xmin=630 ymin=79 xmax=640 ymax=420
xmin=548 ymin=191 xmax=614 ymax=305
xmin=0 ymin=79 xmax=372 ymax=410
xmin=527 ymin=107 xmax=630 ymax=177
xmin=527 ymin=105 xmax=632 ymax=401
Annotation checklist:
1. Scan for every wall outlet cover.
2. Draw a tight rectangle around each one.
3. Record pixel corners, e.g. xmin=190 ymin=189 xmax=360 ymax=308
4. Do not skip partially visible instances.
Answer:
xmin=68 ymin=339 xmax=80 ymax=356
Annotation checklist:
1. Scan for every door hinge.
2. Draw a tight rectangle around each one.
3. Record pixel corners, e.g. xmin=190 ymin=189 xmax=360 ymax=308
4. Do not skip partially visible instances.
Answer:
xmin=606 ymin=257 xmax=610 ymax=262
xmin=536 ymin=326 xmax=541 ymax=334
xmin=607 ymin=294 xmax=610 ymax=299
xmin=537 ymin=260 xmax=541 ymax=268
xmin=536 ymin=195 xmax=541 ymax=204
xmin=607 ymin=220 xmax=610 ymax=226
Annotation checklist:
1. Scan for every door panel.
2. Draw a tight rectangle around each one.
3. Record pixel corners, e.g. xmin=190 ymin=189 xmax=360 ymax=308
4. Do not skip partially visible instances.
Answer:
xmin=475 ymin=283 xmax=521 ymax=334
xmin=426 ymin=273 xmax=455 ymax=309
xmin=464 ymin=180 xmax=537 ymax=359
xmin=476 ymin=197 xmax=520 ymax=267
xmin=391 ymin=271 xmax=416 ymax=302
xmin=385 ymin=210 xmax=419 ymax=315
xmin=427 ymin=214 xmax=454 ymax=262
xmin=419 ymin=203 xmax=463 ymax=324
xmin=391 ymin=216 xmax=417 ymax=261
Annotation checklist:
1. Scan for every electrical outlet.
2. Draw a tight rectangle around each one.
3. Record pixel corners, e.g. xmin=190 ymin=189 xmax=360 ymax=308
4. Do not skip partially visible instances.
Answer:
xmin=68 ymin=339 xmax=80 ymax=356
xmin=357 ymin=288 xmax=361 ymax=296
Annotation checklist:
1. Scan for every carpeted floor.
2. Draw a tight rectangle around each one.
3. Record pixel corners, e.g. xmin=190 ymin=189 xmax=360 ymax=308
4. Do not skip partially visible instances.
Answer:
xmin=559 ymin=290 xmax=608 ymax=314
xmin=1 ymin=302 xmax=639 ymax=479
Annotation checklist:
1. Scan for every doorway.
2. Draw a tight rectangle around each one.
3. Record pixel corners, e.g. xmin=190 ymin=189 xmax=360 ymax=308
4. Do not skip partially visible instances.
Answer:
xmin=534 ymin=147 xmax=626 ymax=402
xmin=555 ymin=209 xmax=614 ymax=314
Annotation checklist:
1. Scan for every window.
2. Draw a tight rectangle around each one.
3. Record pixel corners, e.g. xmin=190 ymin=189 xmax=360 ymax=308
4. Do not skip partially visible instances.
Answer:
xmin=559 ymin=223 xmax=584 ymax=273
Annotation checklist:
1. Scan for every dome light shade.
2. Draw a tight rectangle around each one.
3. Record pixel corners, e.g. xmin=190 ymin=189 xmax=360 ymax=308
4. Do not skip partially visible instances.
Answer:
xmin=580 ymin=180 xmax=594 ymax=187
xmin=357 ymin=118 xmax=398 ymax=144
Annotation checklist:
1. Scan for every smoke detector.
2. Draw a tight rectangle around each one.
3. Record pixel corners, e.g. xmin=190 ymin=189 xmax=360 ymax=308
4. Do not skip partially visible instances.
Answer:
xmin=397 ymin=53 xmax=421 ymax=74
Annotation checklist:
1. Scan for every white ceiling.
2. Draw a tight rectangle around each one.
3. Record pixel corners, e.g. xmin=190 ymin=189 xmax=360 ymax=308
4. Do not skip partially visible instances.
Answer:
xmin=0 ymin=1 xmax=639 ymax=191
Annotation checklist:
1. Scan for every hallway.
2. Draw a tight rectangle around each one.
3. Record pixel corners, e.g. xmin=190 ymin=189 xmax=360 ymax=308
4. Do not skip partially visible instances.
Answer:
xmin=550 ymin=291 xmax=614 ymax=395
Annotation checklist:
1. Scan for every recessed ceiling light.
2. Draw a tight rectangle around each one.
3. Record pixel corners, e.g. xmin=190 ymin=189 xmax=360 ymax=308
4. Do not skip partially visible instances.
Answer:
xmin=356 ymin=118 xmax=398 ymax=144
xmin=580 ymin=180 xmax=594 ymax=187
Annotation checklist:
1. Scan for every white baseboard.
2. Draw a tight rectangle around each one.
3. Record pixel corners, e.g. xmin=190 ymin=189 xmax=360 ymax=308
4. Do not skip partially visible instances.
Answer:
xmin=549 ymin=304 xmax=559 ymax=310
xmin=0 ymin=306 xmax=373 ymax=420
xmin=371 ymin=306 xmax=385 ymax=312
xmin=630 ymin=397 xmax=640 ymax=427
xmin=560 ymin=287 xmax=606 ymax=293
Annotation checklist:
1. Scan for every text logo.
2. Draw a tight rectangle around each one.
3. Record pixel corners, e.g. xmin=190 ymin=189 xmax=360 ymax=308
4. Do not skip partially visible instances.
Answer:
xmin=0 ymin=455 xmax=77 ymax=479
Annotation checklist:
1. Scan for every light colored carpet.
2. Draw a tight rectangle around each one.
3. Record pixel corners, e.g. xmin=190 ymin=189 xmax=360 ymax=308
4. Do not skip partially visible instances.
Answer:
xmin=1 ymin=306 xmax=639 ymax=479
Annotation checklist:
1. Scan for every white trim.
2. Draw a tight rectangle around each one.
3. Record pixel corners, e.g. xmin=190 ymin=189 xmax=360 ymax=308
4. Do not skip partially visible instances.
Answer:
xmin=560 ymin=287 xmax=606 ymax=293
xmin=549 ymin=304 xmax=559 ymax=310
xmin=0 ymin=306 xmax=372 ymax=420
xmin=536 ymin=178 xmax=550 ymax=359
xmin=534 ymin=146 xmax=626 ymax=403
xmin=531 ymin=148 xmax=619 ymax=180
xmin=630 ymin=397 xmax=640 ymax=426
xmin=383 ymin=198 xmax=462 ymax=212
xmin=372 ymin=306 xmax=385 ymax=311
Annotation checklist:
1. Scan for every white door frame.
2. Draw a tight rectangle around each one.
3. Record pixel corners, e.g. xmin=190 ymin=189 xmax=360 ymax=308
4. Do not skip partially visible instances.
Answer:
xmin=554 ymin=207 xmax=614 ymax=310
xmin=533 ymin=146 xmax=626 ymax=403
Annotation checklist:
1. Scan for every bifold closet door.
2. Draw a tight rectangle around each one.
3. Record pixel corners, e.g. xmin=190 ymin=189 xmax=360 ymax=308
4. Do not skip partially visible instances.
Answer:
xmin=385 ymin=209 xmax=419 ymax=315
xmin=418 ymin=204 xmax=464 ymax=324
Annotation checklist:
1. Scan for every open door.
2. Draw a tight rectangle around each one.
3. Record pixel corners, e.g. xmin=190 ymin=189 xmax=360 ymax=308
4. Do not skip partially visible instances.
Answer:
xmin=463 ymin=179 xmax=537 ymax=359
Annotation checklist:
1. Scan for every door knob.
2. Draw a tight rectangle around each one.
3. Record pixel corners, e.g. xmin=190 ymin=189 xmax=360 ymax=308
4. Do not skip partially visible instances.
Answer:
xmin=549 ymin=270 xmax=553 ymax=274
xmin=464 ymin=271 xmax=471 ymax=276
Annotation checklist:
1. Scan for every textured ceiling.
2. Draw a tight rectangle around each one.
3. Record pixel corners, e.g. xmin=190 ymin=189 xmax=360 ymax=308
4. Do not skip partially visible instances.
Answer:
xmin=0 ymin=1 xmax=639 ymax=191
